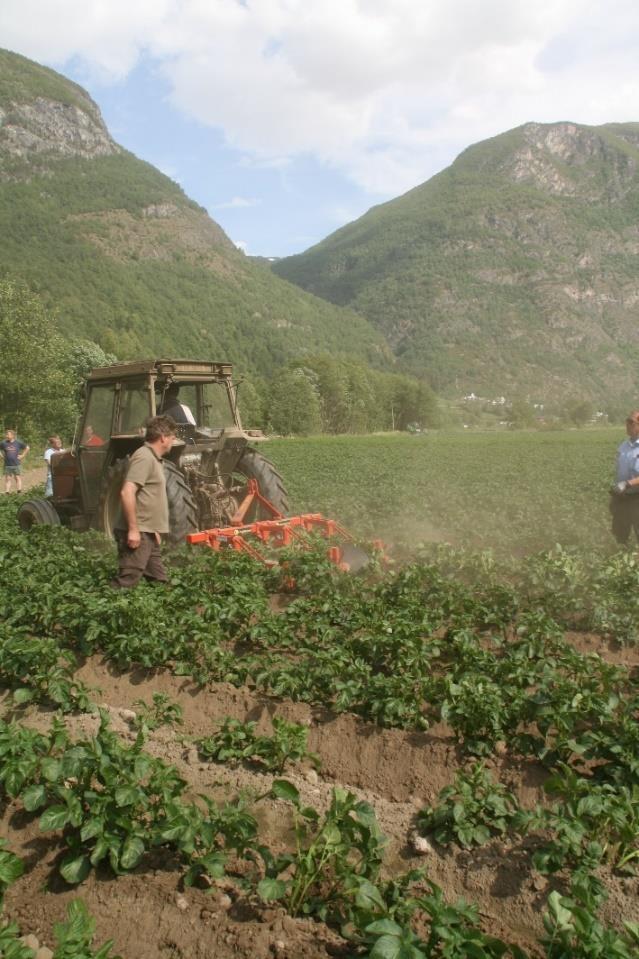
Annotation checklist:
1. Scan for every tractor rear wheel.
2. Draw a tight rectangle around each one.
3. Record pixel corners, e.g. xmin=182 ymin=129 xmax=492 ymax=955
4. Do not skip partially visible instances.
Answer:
xmin=164 ymin=460 xmax=198 ymax=546
xmin=99 ymin=458 xmax=128 ymax=540
xmin=17 ymin=498 xmax=62 ymax=531
xmin=231 ymin=449 xmax=289 ymax=520
xmin=99 ymin=457 xmax=198 ymax=547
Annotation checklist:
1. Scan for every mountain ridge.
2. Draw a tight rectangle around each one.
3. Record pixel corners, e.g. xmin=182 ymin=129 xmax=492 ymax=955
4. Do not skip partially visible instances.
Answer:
xmin=273 ymin=120 xmax=639 ymax=403
xmin=0 ymin=48 xmax=390 ymax=374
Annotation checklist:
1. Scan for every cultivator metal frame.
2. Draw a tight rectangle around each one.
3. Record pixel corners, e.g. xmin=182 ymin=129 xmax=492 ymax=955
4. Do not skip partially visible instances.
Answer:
xmin=187 ymin=479 xmax=380 ymax=571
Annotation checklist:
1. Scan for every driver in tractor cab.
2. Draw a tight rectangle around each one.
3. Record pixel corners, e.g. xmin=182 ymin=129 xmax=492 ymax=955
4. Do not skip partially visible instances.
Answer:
xmin=82 ymin=425 xmax=104 ymax=446
xmin=161 ymin=384 xmax=196 ymax=426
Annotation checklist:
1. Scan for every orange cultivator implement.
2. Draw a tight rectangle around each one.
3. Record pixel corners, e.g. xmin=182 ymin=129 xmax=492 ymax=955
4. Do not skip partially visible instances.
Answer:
xmin=187 ymin=479 xmax=381 ymax=573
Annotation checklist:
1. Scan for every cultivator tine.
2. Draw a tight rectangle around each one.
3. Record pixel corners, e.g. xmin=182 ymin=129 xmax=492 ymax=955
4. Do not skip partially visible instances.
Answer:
xmin=186 ymin=482 xmax=385 ymax=573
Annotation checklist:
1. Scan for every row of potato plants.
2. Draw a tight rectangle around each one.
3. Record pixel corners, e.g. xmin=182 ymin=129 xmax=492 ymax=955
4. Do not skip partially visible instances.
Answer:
xmin=2 ymin=494 xmax=639 ymax=954
xmin=0 ymin=713 xmax=519 ymax=957
xmin=2 ymin=713 xmax=639 ymax=958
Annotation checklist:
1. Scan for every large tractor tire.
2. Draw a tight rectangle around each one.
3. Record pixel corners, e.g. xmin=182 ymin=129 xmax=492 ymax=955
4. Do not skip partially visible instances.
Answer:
xmin=99 ymin=458 xmax=128 ymax=540
xmin=17 ymin=498 xmax=61 ymax=531
xmin=163 ymin=460 xmax=198 ymax=546
xmin=100 ymin=458 xmax=197 ymax=547
xmin=232 ymin=449 xmax=289 ymax=520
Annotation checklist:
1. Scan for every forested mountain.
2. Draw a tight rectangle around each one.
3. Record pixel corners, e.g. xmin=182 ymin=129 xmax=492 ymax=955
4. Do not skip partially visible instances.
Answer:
xmin=274 ymin=121 xmax=639 ymax=404
xmin=0 ymin=49 xmax=388 ymax=373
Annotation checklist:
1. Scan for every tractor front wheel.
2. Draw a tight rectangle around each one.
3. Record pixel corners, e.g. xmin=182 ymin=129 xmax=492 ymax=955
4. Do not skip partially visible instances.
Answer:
xmin=231 ymin=449 xmax=289 ymax=520
xmin=17 ymin=498 xmax=62 ymax=531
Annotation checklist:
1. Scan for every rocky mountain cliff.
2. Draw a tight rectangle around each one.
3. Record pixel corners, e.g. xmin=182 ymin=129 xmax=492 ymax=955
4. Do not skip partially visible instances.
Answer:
xmin=0 ymin=94 xmax=119 ymax=168
xmin=274 ymin=121 xmax=639 ymax=404
xmin=0 ymin=49 xmax=387 ymax=371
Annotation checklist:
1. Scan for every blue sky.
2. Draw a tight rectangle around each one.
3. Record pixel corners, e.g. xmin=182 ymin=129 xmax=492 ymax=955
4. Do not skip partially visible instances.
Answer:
xmin=2 ymin=0 xmax=638 ymax=257
xmin=65 ymin=55 xmax=380 ymax=257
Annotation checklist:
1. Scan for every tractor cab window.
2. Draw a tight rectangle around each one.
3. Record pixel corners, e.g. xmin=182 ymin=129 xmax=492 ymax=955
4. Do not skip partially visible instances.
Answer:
xmin=200 ymin=382 xmax=236 ymax=429
xmin=117 ymin=381 xmax=151 ymax=435
xmin=78 ymin=384 xmax=113 ymax=512
xmin=81 ymin=385 xmax=113 ymax=445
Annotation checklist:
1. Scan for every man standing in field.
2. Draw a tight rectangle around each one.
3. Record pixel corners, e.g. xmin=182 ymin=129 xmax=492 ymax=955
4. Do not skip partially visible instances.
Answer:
xmin=110 ymin=415 xmax=176 ymax=588
xmin=0 ymin=429 xmax=30 ymax=493
xmin=610 ymin=410 xmax=639 ymax=544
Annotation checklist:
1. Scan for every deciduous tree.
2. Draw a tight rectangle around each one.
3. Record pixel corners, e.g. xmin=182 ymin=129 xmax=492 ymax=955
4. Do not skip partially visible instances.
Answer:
xmin=0 ymin=279 xmax=76 ymax=437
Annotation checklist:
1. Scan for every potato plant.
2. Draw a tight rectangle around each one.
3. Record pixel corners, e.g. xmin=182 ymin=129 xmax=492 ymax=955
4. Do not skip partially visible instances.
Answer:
xmin=197 ymin=716 xmax=319 ymax=773
xmin=0 ymin=713 xmax=256 ymax=886
xmin=417 ymin=764 xmax=519 ymax=848
xmin=3 ymin=428 xmax=639 ymax=957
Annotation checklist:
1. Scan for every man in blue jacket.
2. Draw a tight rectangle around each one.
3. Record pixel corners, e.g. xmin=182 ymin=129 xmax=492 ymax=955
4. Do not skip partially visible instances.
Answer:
xmin=610 ymin=411 xmax=639 ymax=544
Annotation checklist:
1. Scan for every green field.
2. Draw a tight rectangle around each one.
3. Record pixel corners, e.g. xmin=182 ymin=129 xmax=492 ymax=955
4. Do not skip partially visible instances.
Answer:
xmin=2 ymin=426 xmax=639 ymax=957
xmin=267 ymin=428 xmax=618 ymax=554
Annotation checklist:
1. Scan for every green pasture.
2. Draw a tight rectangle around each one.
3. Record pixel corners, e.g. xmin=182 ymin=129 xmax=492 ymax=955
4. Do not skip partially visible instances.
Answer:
xmin=267 ymin=428 xmax=620 ymax=554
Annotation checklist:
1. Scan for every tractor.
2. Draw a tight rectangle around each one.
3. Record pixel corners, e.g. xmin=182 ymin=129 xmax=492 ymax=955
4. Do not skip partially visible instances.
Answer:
xmin=18 ymin=358 xmax=288 ymax=544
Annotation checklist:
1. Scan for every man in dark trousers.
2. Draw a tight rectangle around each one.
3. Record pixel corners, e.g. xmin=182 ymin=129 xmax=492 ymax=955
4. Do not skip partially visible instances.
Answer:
xmin=610 ymin=410 xmax=639 ymax=544
xmin=110 ymin=415 xmax=176 ymax=588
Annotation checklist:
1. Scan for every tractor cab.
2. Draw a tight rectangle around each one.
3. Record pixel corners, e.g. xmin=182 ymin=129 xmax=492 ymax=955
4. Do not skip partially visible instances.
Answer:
xmin=75 ymin=360 xmax=250 ymax=520
xmin=20 ymin=358 xmax=277 ymax=538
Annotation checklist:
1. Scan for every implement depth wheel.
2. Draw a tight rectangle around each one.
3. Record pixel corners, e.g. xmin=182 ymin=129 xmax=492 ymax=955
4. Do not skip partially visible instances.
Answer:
xmin=18 ymin=498 xmax=61 ymax=531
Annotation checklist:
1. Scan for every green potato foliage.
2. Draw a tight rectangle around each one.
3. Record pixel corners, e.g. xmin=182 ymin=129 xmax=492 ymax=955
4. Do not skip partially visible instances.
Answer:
xmin=417 ymin=764 xmax=519 ymax=849
xmin=197 ymin=716 xmax=319 ymax=774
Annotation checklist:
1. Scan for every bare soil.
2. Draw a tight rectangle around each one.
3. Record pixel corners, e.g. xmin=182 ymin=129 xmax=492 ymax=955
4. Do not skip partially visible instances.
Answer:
xmin=3 ymin=637 xmax=639 ymax=959
xmin=7 ymin=465 xmax=47 ymax=493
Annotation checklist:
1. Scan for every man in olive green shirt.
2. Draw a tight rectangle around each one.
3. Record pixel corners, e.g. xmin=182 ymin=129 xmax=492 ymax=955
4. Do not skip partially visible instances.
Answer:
xmin=110 ymin=415 xmax=176 ymax=588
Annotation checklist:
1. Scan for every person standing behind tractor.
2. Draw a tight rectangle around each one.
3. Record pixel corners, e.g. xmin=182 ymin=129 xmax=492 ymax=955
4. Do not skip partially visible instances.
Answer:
xmin=0 ymin=429 xmax=30 ymax=494
xmin=44 ymin=435 xmax=65 ymax=498
xmin=110 ymin=415 xmax=177 ymax=588
xmin=610 ymin=410 xmax=639 ymax=544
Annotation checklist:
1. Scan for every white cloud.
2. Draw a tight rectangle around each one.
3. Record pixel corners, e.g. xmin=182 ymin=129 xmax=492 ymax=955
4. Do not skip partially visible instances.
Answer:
xmin=213 ymin=196 xmax=261 ymax=210
xmin=2 ymin=0 xmax=638 ymax=195
xmin=234 ymin=239 xmax=248 ymax=253
xmin=1 ymin=0 xmax=171 ymax=79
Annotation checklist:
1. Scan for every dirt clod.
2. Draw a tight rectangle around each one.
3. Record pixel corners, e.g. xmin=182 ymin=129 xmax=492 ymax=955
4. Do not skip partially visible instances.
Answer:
xmin=411 ymin=833 xmax=434 ymax=855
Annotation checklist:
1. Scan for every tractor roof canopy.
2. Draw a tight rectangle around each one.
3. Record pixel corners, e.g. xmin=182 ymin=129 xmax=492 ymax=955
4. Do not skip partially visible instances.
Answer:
xmin=87 ymin=359 xmax=234 ymax=384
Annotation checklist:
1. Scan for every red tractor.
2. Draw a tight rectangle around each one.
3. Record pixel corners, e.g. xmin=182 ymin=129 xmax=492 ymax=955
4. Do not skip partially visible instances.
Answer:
xmin=18 ymin=358 xmax=288 ymax=544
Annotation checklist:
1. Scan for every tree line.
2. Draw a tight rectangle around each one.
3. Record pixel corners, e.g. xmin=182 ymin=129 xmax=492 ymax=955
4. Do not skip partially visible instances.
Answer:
xmin=237 ymin=357 xmax=438 ymax=435
xmin=0 ymin=278 xmax=438 ymax=444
